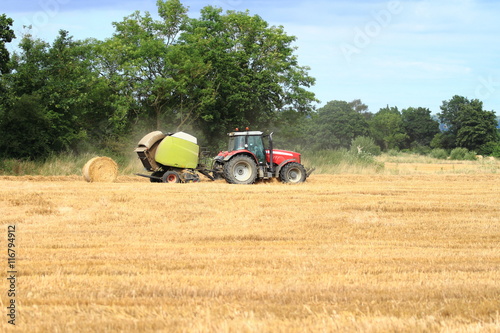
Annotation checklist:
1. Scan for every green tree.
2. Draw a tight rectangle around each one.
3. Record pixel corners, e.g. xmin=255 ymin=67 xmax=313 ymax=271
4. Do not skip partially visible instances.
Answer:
xmin=0 ymin=94 xmax=51 ymax=159
xmin=93 ymin=0 xmax=219 ymax=136
xmin=44 ymin=31 xmax=128 ymax=151
xmin=430 ymin=132 xmax=455 ymax=150
xmin=88 ymin=0 xmax=316 ymax=146
xmin=180 ymin=6 xmax=317 ymax=144
xmin=438 ymin=95 xmax=499 ymax=151
xmin=0 ymin=30 xmax=126 ymax=158
xmin=348 ymin=99 xmax=368 ymax=113
xmin=98 ymin=0 xmax=207 ymax=131
xmin=0 ymin=34 xmax=51 ymax=159
xmin=0 ymin=14 xmax=16 ymax=128
xmin=7 ymin=33 xmax=50 ymax=95
xmin=0 ymin=14 xmax=15 ymax=74
xmin=370 ymin=106 xmax=408 ymax=150
xmin=455 ymin=104 xmax=499 ymax=151
xmin=311 ymin=100 xmax=369 ymax=150
xmin=349 ymin=99 xmax=372 ymax=120
xmin=438 ymin=95 xmax=475 ymax=137
xmin=401 ymin=107 xmax=439 ymax=147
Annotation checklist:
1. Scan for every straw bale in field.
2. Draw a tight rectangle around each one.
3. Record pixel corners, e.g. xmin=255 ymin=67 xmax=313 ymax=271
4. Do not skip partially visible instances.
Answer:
xmin=82 ymin=157 xmax=118 ymax=183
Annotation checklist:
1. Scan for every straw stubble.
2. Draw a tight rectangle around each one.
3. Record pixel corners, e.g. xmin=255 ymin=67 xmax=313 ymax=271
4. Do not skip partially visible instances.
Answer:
xmin=1 ymin=174 xmax=499 ymax=332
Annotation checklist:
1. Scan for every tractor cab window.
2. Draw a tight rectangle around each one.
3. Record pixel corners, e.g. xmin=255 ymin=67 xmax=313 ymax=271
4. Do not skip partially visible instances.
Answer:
xmin=247 ymin=135 xmax=265 ymax=164
xmin=228 ymin=136 xmax=246 ymax=151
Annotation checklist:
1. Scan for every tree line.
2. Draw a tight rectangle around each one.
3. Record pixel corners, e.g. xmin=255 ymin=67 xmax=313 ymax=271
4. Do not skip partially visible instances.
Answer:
xmin=1 ymin=2 xmax=499 ymax=161
xmin=278 ymin=97 xmax=500 ymax=157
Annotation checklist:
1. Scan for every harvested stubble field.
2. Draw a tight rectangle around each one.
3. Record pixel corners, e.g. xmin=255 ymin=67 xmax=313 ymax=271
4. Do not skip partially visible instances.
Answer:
xmin=0 ymin=172 xmax=499 ymax=332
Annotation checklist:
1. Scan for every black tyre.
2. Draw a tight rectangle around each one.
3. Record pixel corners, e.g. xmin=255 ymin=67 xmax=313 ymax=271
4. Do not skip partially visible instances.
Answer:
xmin=279 ymin=162 xmax=307 ymax=184
xmin=223 ymin=155 xmax=258 ymax=184
xmin=161 ymin=171 xmax=181 ymax=183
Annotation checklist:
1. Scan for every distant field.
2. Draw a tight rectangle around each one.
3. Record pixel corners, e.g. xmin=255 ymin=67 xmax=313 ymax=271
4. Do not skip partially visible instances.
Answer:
xmin=0 ymin=173 xmax=499 ymax=332
xmin=377 ymin=154 xmax=500 ymax=174
xmin=384 ymin=162 xmax=500 ymax=173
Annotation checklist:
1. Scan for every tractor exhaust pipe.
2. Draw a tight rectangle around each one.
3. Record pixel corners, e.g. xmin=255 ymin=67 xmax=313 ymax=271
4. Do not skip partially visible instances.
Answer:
xmin=268 ymin=132 xmax=274 ymax=174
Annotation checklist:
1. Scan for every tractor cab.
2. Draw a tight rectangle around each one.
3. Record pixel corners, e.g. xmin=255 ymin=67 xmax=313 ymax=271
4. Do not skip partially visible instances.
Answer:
xmin=227 ymin=131 xmax=266 ymax=165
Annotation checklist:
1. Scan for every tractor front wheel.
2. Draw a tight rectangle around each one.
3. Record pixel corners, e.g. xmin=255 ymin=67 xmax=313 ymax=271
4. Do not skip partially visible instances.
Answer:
xmin=223 ymin=155 xmax=258 ymax=184
xmin=279 ymin=162 xmax=307 ymax=184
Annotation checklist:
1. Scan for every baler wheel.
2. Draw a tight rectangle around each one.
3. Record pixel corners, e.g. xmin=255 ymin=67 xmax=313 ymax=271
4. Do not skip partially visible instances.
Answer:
xmin=162 ymin=171 xmax=181 ymax=183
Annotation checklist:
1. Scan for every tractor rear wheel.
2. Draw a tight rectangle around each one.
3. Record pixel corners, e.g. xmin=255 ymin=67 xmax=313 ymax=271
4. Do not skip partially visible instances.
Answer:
xmin=279 ymin=162 xmax=307 ymax=184
xmin=162 ymin=171 xmax=181 ymax=183
xmin=223 ymin=155 xmax=258 ymax=184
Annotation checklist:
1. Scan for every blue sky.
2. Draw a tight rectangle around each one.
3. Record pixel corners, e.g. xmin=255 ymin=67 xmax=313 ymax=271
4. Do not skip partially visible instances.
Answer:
xmin=3 ymin=0 xmax=500 ymax=114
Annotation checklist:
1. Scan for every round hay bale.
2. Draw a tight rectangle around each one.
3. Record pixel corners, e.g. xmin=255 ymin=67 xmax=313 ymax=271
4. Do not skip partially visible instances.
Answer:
xmin=82 ymin=157 xmax=118 ymax=183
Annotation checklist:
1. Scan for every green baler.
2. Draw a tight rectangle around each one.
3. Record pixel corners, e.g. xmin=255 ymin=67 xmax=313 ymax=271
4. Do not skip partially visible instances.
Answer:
xmin=155 ymin=133 xmax=199 ymax=169
xmin=135 ymin=131 xmax=212 ymax=183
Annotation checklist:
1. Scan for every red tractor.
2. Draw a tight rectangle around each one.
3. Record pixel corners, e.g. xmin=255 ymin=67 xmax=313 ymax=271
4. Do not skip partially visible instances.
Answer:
xmin=213 ymin=129 xmax=313 ymax=184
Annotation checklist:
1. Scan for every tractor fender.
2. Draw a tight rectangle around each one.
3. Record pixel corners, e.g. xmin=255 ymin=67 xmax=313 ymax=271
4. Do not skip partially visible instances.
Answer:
xmin=274 ymin=159 xmax=297 ymax=177
xmin=223 ymin=150 xmax=257 ymax=163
